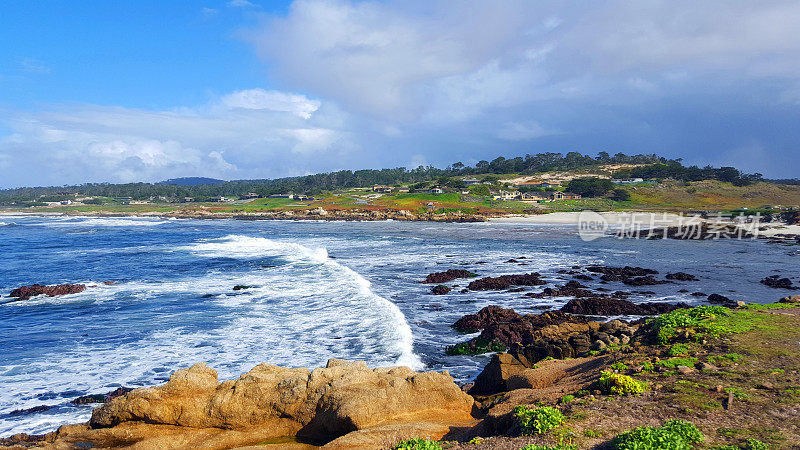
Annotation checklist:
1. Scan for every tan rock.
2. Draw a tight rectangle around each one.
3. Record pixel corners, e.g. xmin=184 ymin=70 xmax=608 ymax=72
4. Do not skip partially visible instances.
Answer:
xmin=78 ymin=359 xmax=474 ymax=448
xmin=779 ymin=295 xmax=800 ymax=304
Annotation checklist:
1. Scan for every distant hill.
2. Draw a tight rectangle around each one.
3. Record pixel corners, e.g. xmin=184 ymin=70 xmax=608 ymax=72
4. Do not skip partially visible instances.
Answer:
xmin=160 ymin=177 xmax=226 ymax=186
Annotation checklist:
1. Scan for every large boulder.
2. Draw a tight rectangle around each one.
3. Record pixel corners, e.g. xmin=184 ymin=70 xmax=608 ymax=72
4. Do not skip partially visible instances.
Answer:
xmin=452 ymin=305 xmax=519 ymax=333
xmin=89 ymin=359 xmax=474 ymax=445
xmin=9 ymin=283 xmax=86 ymax=301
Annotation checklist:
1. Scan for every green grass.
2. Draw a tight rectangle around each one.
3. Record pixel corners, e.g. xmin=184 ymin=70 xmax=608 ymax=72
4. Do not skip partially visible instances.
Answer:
xmin=393 ymin=437 xmax=443 ymax=449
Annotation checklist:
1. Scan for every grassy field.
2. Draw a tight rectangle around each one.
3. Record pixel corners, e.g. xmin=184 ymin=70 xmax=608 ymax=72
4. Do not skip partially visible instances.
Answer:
xmin=624 ymin=180 xmax=800 ymax=211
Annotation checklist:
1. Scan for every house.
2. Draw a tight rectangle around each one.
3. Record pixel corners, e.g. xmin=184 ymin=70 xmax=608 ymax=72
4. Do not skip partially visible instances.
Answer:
xmin=241 ymin=193 xmax=260 ymax=199
xmin=397 ymin=188 xmax=410 ymax=193
xmin=515 ymin=181 xmax=558 ymax=188
xmin=372 ymin=185 xmax=393 ymax=193
xmin=610 ymin=178 xmax=645 ymax=185
xmin=462 ymin=178 xmax=481 ymax=186
xmin=212 ymin=196 xmax=229 ymax=202
xmin=426 ymin=187 xmax=444 ymax=194
xmin=550 ymin=192 xmax=582 ymax=200
xmin=269 ymin=194 xmax=294 ymax=199
xmin=114 ymin=197 xmax=133 ymax=205
xmin=522 ymin=192 xmax=547 ymax=201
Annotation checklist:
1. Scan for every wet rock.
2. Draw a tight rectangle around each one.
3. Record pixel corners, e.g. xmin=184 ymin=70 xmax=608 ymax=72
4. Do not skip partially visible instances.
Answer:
xmin=560 ymin=297 xmax=689 ymax=316
xmin=9 ymin=283 xmax=86 ymax=301
xmin=452 ymin=305 xmax=519 ymax=333
xmin=708 ymin=293 xmax=737 ymax=308
xmin=232 ymin=285 xmax=251 ymax=291
xmin=760 ymin=275 xmax=797 ymax=289
xmin=666 ymin=272 xmax=699 ymax=281
xmin=467 ymin=273 xmax=546 ymax=290
xmin=586 ymin=265 xmax=658 ymax=277
xmin=71 ymin=387 xmax=133 ymax=406
xmin=431 ymin=285 xmax=451 ymax=295
xmin=9 ymin=405 xmax=52 ymax=415
xmin=691 ymin=292 xmax=707 ymax=297
xmin=422 ymin=269 xmax=478 ymax=284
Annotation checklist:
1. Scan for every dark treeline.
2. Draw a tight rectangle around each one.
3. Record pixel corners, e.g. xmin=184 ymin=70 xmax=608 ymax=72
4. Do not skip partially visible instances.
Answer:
xmin=0 ymin=152 xmax=771 ymax=203
xmin=613 ymin=162 xmax=762 ymax=187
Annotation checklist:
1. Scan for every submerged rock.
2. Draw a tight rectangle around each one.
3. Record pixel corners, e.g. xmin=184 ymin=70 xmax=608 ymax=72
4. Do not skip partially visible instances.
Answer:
xmin=666 ymin=272 xmax=699 ymax=281
xmin=431 ymin=285 xmax=451 ymax=295
xmin=8 ymin=283 xmax=86 ymax=301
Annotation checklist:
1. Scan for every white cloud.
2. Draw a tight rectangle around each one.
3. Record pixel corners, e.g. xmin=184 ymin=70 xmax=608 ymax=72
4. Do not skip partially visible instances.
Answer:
xmin=220 ymin=89 xmax=320 ymax=119
xmin=0 ymin=90 xmax=351 ymax=186
xmin=19 ymin=58 xmax=50 ymax=74
xmin=228 ymin=0 xmax=255 ymax=7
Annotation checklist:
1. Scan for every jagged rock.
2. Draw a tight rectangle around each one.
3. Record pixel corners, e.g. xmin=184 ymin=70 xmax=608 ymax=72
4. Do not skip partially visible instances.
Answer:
xmin=468 ymin=353 xmax=528 ymax=395
xmin=422 ymin=269 xmax=478 ymax=284
xmin=467 ymin=273 xmax=546 ymax=290
xmin=9 ymin=405 xmax=52 ymax=416
xmin=8 ymin=283 xmax=86 ymax=301
xmin=89 ymin=359 xmax=474 ymax=445
xmin=586 ymin=265 xmax=658 ymax=277
xmin=72 ymin=387 xmax=133 ymax=405
xmin=452 ymin=305 xmax=519 ymax=333
xmin=666 ymin=272 xmax=699 ymax=281
xmin=560 ymin=297 xmax=689 ymax=316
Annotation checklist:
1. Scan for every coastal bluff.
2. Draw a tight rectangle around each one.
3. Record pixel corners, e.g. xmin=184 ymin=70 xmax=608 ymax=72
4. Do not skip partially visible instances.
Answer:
xmin=1 ymin=360 xmax=475 ymax=450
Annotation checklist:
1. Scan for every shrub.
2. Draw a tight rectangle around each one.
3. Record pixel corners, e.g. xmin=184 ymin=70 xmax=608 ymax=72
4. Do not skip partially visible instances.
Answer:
xmin=560 ymin=394 xmax=575 ymax=404
xmin=393 ymin=437 xmax=443 ymax=450
xmin=599 ymin=371 xmax=647 ymax=395
xmin=610 ymin=419 xmax=703 ymax=450
xmin=641 ymin=361 xmax=655 ymax=371
xmin=513 ymin=405 xmax=564 ymax=435
xmin=610 ymin=188 xmax=631 ymax=201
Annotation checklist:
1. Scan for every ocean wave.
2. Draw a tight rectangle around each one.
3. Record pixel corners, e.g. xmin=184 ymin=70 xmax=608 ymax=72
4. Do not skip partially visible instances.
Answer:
xmin=37 ymin=217 xmax=169 ymax=228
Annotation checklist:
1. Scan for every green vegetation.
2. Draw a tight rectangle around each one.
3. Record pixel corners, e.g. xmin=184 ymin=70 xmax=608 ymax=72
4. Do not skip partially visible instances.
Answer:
xmin=610 ymin=188 xmax=631 ymax=201
xmin=521 ymin=444 xmax=577 ymax=450
xmin=392 ymin=437 xmax=443 ymax=450
xmin=615 ymin=162 xmax=761 ymax=186
xmin=667 ymin=343 xmax=691 ymax=357
xmin=445 ymin=337 xmax=506 ymax=356
xmin=657 ymin=357 xmax=699 ymax=369
xmin=560 ymin=394 xmax=575 ymax=404
xmin=610 ymin=362 xmax=629 ymax=371
xmin=610 ymin=420 xmax=704 ymax=450
xmin=649 ymin=305 xmax=731 ymax=344
xmin=742 ymin=439 xmax=770 ymax=450
xmin=565 ymin=177 xmax=613 ymax=197
xmin=599 ymin=371 xmax=647 ymax=395
xmin=513 ymin=405 xmax=564 ymax=435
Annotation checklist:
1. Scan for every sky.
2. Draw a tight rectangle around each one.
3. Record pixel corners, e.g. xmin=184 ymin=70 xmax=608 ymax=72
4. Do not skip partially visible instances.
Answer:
xmin=1 ymin=0 xmax=800 ymax=187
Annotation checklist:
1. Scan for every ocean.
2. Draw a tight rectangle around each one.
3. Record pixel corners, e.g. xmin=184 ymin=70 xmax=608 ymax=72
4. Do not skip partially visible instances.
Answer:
xmin=0 ymin=215 xmax=797 ymax=436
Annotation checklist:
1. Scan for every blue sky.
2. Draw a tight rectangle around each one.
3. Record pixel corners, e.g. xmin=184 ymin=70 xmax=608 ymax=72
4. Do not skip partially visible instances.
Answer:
xmin=1 ymin=0 xmax=799 ymax=187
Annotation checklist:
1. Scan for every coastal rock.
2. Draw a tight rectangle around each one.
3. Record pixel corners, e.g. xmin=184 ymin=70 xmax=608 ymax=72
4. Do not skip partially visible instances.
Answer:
xmin=452 ymin=305 xmax=519 ymax=333
xmin=422 ymin=269 xmax=478 ymax=284
xmin=8 ymin=283 xmax=86 ymax=301
xmin=467 ymin=273 xmax=546 ymax=291
xmin=779 ymin=295 xmax=800 ymax=304
xmin=524 ymin=281 xmax=596 ymax=299
xmin=586 ymin=265 xmax=658 ymax=277
xmin=665 ymin=272 xmax=699 ymax=281
xmin=560 ymin=297 xmax=689 ymax=316
xmin=431 ymin=285 xmax=451 ymax=295
xmin=760 ymin=275 xmax=797 ymax=289
xmin=707 ymin=293 xmax=737 ymax=308
xmin=72 ymin=387 xmax=133 ymax=405
xmin=89 ymin=359 xmax=474 ymax=445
